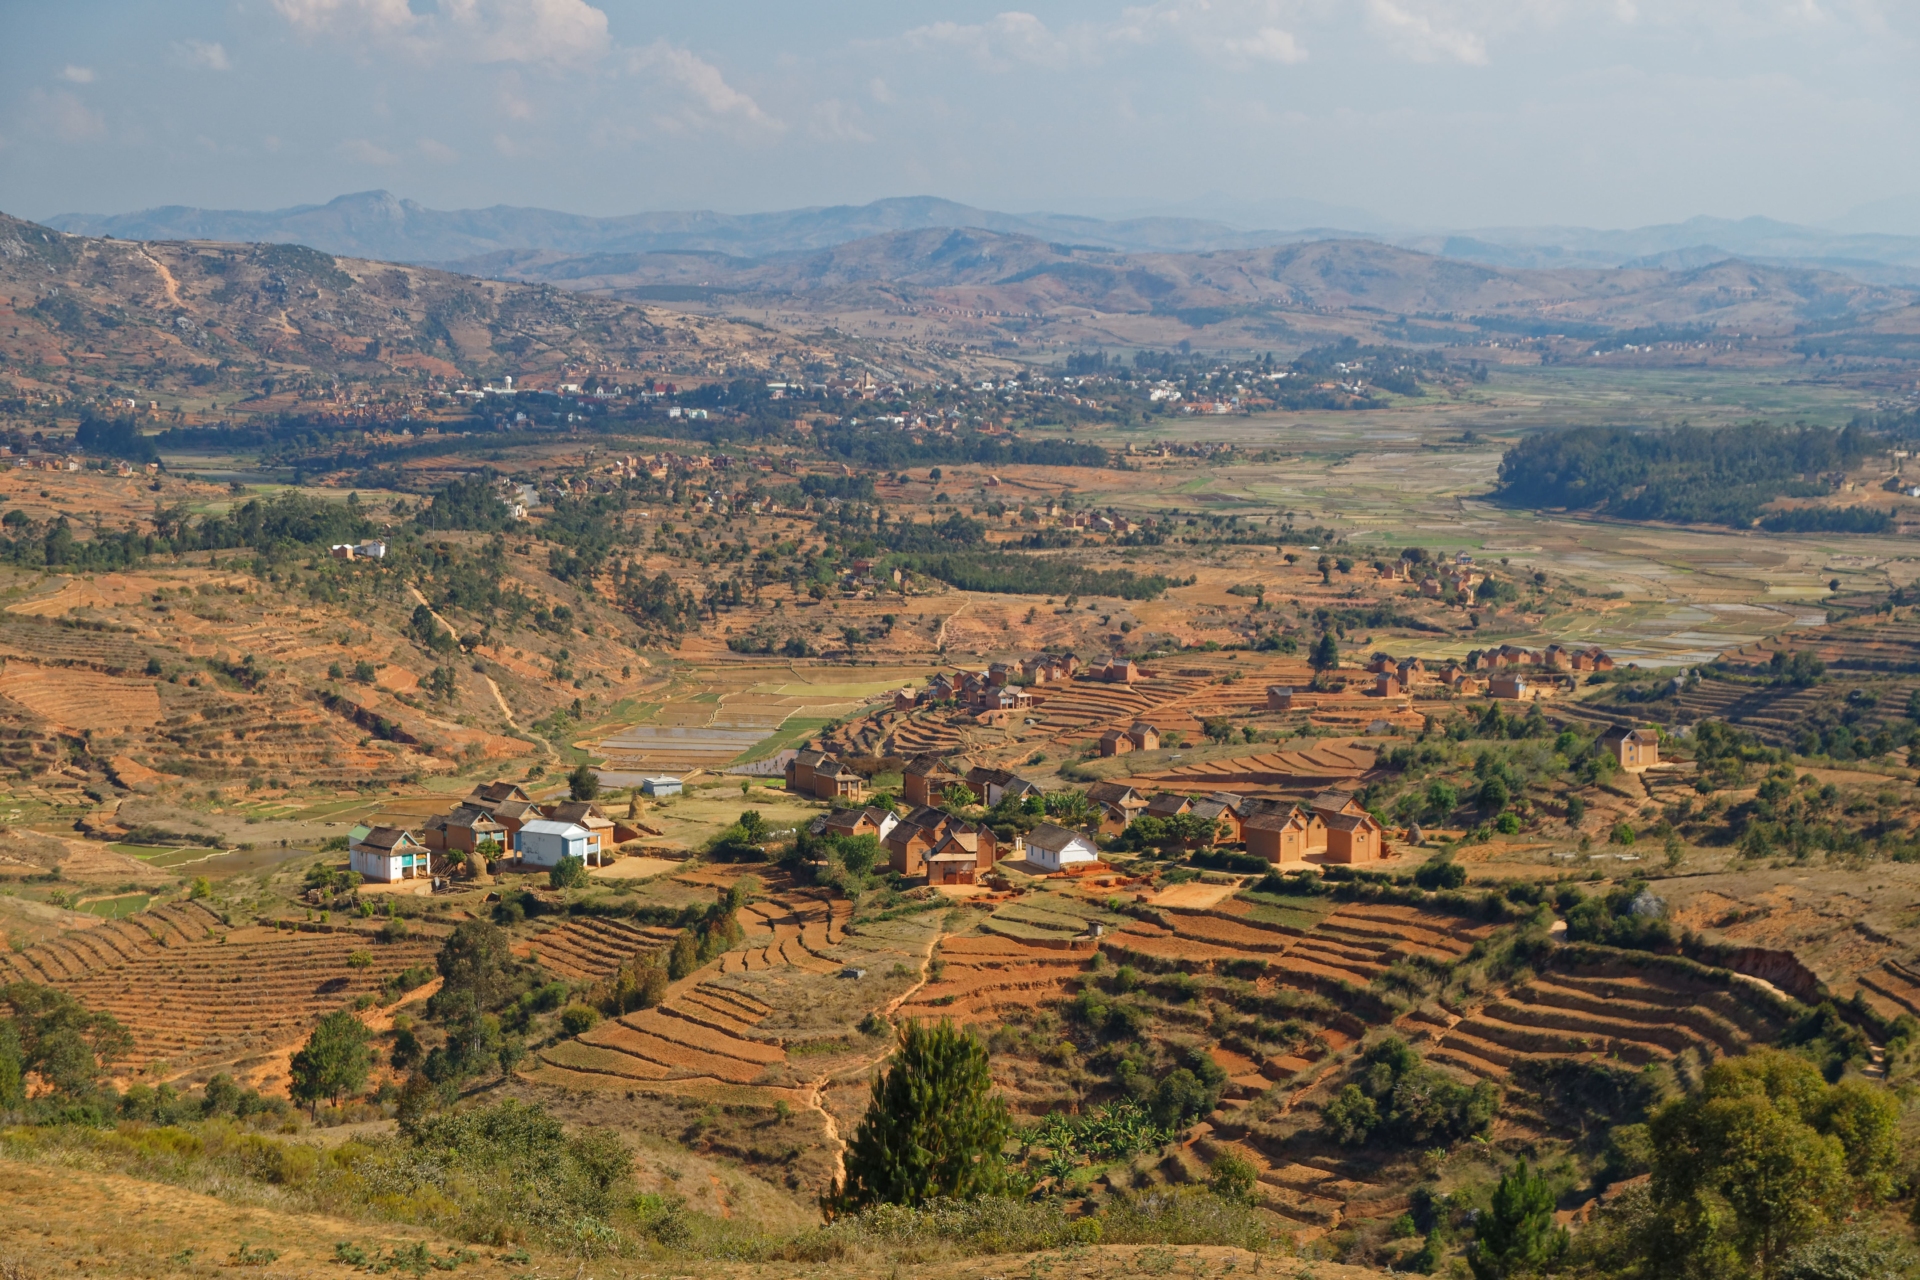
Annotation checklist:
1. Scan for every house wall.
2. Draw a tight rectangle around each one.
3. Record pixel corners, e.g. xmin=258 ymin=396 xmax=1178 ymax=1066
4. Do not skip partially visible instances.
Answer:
xmin=1326 ymin=825 xmax=1380 ymax=863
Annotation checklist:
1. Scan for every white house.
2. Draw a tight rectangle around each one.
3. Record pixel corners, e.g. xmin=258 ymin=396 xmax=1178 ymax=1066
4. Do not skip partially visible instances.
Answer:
xmin=1024 ymin=823 xmax=1101 ymax=872
xmin=349 ymin=825 xmax=431 ymax=883
xmin=515 ymin=819 xmax=598 ymax=868
xmin=640 ymin=776 xmax=682 ymax=797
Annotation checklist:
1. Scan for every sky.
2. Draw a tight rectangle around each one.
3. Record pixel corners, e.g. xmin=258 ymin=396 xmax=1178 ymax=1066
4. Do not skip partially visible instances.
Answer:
xmin=2 ymin=0 xmax=1918 ymax=232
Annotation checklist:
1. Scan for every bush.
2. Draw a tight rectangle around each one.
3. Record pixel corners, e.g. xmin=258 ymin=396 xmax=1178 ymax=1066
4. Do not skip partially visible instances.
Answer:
xmin=548 ymin=856 xmax=590 ymax=890
xmin=1413 ymin=857 xmax=1466 ymax=891
xmin=559 ymin=1004 xmax=599 ymax=1037
xmin=1207 ymin=1151 xmax=1258 ymax=1204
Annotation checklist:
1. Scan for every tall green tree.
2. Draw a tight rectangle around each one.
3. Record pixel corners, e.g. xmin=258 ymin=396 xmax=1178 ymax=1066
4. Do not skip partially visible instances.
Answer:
xmin=1470 ymin=1158 xmax=1568 ymax=1279
xmin=0 ymin=982 xmax=132 ymax=1096
xmin=568 ymin=763 xmax=600 ymax=802
xmin=1311 ymin=632 xmax=1339 ymax=672
xmin=831 ymin=1019 xmax=1010 ymax=1212
xmin=289 ymin=1011 xmax=372 ymax=1118
xmin=433 ymin=921 xmax=521 ymax=1058
xmin=1641 ymin=1050 xmax=1886 ymax=1279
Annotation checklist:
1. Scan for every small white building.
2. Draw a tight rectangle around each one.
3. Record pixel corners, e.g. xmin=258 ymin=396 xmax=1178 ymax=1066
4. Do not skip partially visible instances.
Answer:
xmin=354 ymin=540 xmax=388 ymax=559
xmin=515 ymin=819 xmax=599 ymax=868
xmin=640 ymin=775 xmax=682 ymax=797
xmin=1024 ymin=823 xmax=1101 ymax=872
xmin=349 ymin=825 xmax=431 ymax=883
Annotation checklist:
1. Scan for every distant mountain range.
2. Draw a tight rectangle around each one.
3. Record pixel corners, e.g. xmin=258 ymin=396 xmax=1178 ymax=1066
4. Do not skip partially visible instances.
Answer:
xmin=44 ymin=191 xmax=1920 ymax=287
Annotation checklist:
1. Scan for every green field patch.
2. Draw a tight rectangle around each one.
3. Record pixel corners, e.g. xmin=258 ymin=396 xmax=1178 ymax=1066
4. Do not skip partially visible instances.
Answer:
xmin=1234 ymin=893 xmax=1338 ymax=931
xmin=989 ymin=904 xmax=1090 ymax=934
xmin=981 ymin=917 xmax=1077 ymax=943
xmin=109 ymin=843 xmax=179 ymax=860
xmin=732 ymin=716 xmax=832 ymax=765
xmin=78 ymin=894 xmax=151 ymax=919
xmin=144 ymin=845 xmax=229 ymax=869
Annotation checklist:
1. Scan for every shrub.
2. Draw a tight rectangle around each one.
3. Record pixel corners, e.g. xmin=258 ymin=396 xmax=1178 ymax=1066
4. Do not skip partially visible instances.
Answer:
xmin=548 ymin=856 xmax=589 ymax=890
xmin=559 ymin=1004 xmax=599 ymax=1037
xmin=1206 ymin=1151 xmax=1258 ymax=1205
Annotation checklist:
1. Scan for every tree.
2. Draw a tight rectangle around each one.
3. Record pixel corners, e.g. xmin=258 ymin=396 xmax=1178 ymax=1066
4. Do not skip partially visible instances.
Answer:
xmin=1042 ymin=789 xmax=1095 ymax=828
xmin=289 ymin=1011 xmax=372 ymax=1118
xmin=1645 ymin=1051 xmax=1866 ymax=1279
xmin=568 ymin=763 xmax=600 ymax=802
xmin=1469 ymin=1158 xmax=1568 ymax=1280
xmin=832 ymin=1019 xmax=1010 ymax=1212
xmin=434 ymin=921 xmax=519 ymax=1057
xmin=1310 ymin=632 xmax=1339 ymax=672
xmin=942 ymin=782 xmax=979 ymax=811
xmin=549 ymin=855 xmax=589 ymax=890
xmin=834 ymin=834 xmax=880 ymax=879
xmin=0 ymin=982 xmax=132 ymax=1097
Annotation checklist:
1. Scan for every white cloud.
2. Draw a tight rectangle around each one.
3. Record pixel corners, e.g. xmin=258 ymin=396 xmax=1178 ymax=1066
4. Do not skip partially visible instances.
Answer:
xmin=337 ymin=137 xmax=400 ymax=164
xmin=1223 ymin=26 xmax=1308 ymax=63
xmin=60 ymin=65 xmax=94 ymax=83
xmin=172 ymin=39 xmax=232 ymax=71
xmin=1365 ymin=0 xmax=1490 ymax=63
xmin=273 ymin=0 xmax=610 ymax=66
xmin=900 ymin=12 xmax=1081 ymax=70
xmin=31 ymin=89 xmax=106 ymax=142
xmin=419 ymin=136 xmax=460 ymax=162
xmin=630 ymin=42 xmax=784 ymax=136
xmin=809 ymin=99 xmax=874 ymax=143
xmin=870 ymin=77 xmax=894 ymax=104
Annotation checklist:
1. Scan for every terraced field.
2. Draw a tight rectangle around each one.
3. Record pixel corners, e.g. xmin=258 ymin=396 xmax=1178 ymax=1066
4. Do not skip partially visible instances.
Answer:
xmin=517 ymin=917 xmax=683 ymax=982
xmin=728 ymin=892 xmax=852 ymax=974
xmin=0 ymin=901 xmax=445 ymax=1083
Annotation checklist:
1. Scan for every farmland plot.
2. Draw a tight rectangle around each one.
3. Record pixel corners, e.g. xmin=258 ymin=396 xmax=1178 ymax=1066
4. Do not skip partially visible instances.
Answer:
xmin=0 ymin=901 xmax=444 ymax=1085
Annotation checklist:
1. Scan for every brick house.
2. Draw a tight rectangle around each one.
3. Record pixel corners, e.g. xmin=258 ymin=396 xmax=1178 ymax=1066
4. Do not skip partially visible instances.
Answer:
xmin=1600 ymin=725 xmax=1659 ymax=772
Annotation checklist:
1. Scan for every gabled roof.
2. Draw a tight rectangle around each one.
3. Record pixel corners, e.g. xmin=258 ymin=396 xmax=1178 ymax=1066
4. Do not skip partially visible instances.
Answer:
xmin=1243 ymin=809 xmax=1308 ymax=833
xmin=1027 ymin=822 xmax=1095 ymax=850
xmin=1600 ymin=725 xmax=1659 ymax=744
xmin=1099 ymin=727 xmax=1130 ymax=741
xmin=546 ymin=800 xmax=611 ymax=825
xmin=357 ymin=825 xmax=424 ymax=851
xmin=1325 ymin=811 xmax=1381 ymax=832
xmin=469 ymin=781 xmax=530 ymax=804
xmin=437 ymin=806 xmax=504 ymax=831
xmin=904 ymin=752 xmax=959 ymax=776
xmin=1085 ymin=782 xmax=1144 ymax=807
xmin=493 ymin=799 xmax=538 ymax=821
xmin=1144 ymin=793 xmax=1193 ymax=817
xmin=1206 ymin=791 xmax=1251 ymax=815
xmin=926 ymin=830 xmax=981 ymax=860
xmin=1309 ymin=789 xmax=1361 ymax=815
xmin=1189 ymin=799 xmax=1237 ymax=823
xmin=792 ymin=748 xmax=830 ymax=768
xmin=520 ymin=819 xmax=591 ymax=839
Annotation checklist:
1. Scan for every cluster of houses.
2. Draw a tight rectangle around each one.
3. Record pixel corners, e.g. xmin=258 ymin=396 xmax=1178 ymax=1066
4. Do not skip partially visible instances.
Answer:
xmin=345 ymin=780 xmax=651 ymax=884
xmin=892 ymin=654 xmax=1147 ymax=719
xmin=892 ymin=753 xmax=1392 ymax=874
xmin=1083 ymin=782 xmax=1386 ymax=864
xmin=1258 ymin=643 xmax=1621 ymax=708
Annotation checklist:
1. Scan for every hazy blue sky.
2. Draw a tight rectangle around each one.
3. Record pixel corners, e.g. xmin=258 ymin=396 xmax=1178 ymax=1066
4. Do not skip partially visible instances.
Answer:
xmin=3 ymin=0 xmax=1916 ymax=230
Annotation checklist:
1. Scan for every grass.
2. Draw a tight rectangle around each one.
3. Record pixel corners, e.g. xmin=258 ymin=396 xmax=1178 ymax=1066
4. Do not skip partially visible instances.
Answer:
xmin=734 ymin=716 xmax=833 ymax=765
xmin=110 ymin=843 xmax=181 ymax=860
xmin=77 ymin=893 xmax=151 ymax=919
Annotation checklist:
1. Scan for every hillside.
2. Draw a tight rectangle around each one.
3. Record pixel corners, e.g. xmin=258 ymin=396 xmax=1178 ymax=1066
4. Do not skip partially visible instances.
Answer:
xmin=474 ymin=227 xmax=1920 ymax=342
xmin=0 ymin=211 xmax=868 ymax=405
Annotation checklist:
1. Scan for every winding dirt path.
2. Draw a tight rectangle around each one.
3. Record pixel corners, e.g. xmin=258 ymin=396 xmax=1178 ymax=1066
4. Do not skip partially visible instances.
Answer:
xmin=800 ymin=915 xmax=952 ymax=1187
xmin=135 ymin=243 xmax=181 ymax=308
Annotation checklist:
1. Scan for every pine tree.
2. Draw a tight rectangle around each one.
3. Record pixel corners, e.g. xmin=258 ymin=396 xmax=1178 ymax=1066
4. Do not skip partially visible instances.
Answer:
xmin=1469 ymin=1158 xmax=1568 ymax=1280
xmin=1311 ymin=632 xmax=1340 ymax=672
xmin=289 ymin=1011 xmax=372 ymax=1119
xmin=831 ymin=1019 xmax=1010 ymax=1212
